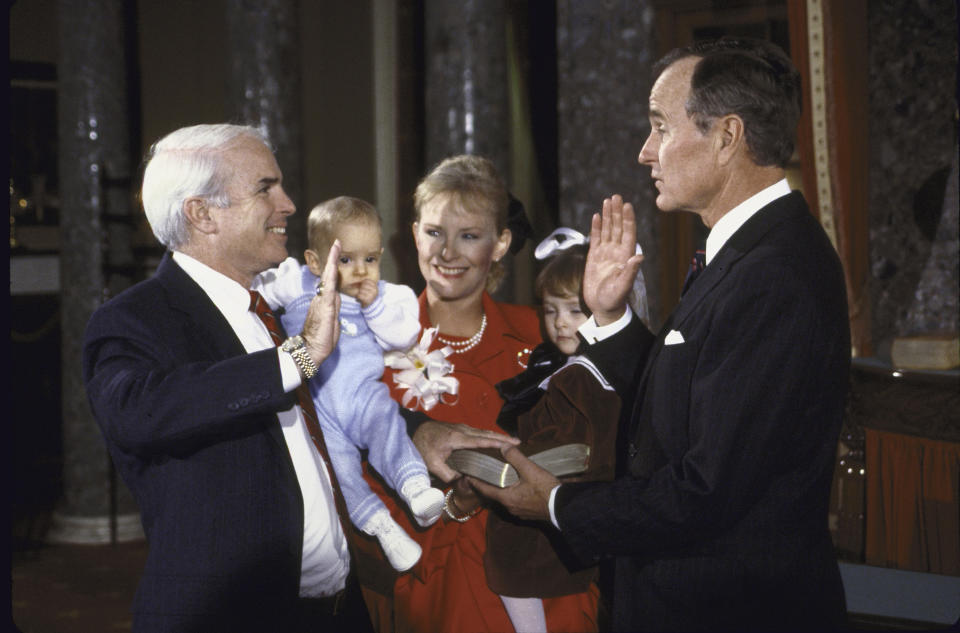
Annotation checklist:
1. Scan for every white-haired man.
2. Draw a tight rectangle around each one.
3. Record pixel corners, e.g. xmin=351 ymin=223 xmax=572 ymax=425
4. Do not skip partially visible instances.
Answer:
xmin=83 ymin=123 xmax=369 ymax=632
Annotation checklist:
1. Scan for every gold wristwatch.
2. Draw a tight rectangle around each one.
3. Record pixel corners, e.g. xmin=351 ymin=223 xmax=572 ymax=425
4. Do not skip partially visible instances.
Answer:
xmin=281 ymin=335 xmax=318 ymax=380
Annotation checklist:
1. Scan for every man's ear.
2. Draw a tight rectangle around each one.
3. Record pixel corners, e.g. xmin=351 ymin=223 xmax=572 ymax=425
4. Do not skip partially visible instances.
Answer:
xmin=715 ymin=114 xmax=746 ymax=166
xmin=183 ymin=198 xmax=217 ymax=234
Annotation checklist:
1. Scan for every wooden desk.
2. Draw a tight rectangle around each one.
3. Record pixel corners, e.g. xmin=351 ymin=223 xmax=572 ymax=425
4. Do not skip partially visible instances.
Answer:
xmin=833 ymin=358 xmax=960 ymax=576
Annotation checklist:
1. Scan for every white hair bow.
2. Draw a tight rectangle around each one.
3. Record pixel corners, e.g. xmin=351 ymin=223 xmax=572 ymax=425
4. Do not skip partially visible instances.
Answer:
xmin=535 ymin=226 xmax=645 ymax=259
xmin=534 ymin=228 xmax=589 ymax=260
xmin=534 ymin=226 xmax=650 ymax=326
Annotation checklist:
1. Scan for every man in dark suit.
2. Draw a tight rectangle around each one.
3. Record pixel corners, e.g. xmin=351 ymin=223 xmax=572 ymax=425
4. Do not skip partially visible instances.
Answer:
xmin=82 ymin=123 xmax=370 ymax=632
xmin=473 ymin=38 xmax=850 ymax=631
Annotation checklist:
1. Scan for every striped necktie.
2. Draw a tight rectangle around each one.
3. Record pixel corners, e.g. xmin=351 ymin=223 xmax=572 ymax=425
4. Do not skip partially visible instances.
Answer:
xmin=681 ymin=249 xmax=706 ymax=296
xmin=248 ymin=290 xmax=354 ymax=542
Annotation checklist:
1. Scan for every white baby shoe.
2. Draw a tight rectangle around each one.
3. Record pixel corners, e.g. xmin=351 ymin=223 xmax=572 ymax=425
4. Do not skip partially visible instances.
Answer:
xmin=401 ymin=476 xmax=445 ymax=527
xmin=362 ymin=510 xmax=421 ymax=572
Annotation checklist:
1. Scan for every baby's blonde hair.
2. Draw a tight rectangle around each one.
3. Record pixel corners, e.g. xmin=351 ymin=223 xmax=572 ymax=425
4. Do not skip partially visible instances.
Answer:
xmin=307 ymin=196 xmax=381 ymax=260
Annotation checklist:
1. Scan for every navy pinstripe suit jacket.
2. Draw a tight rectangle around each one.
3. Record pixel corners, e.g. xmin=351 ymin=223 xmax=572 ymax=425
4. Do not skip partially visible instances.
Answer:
xmin=83 ymin=253 xmax=312 ymax=632
xmin=557 ymin=192 xmax=850 ymax=631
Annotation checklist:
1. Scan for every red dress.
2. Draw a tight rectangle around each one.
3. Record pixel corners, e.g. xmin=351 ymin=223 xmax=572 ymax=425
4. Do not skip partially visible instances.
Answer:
xmin=365 ymin=292 xmax=600 ymax=633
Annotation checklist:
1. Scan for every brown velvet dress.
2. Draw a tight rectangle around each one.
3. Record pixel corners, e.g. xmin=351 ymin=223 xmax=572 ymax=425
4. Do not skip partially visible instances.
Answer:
xmin=361 ymin=294 xmax=603 ymax=632
xmin=485 ymin=355 xmax=621 ymax=598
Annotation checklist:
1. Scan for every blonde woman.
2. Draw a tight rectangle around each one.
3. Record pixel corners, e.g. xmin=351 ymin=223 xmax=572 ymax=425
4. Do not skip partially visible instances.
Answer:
xmin=363 ymin=155 xmax=599 ymax=632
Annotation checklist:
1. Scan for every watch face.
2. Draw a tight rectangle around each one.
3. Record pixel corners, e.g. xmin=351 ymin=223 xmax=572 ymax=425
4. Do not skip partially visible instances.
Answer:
xmin=283 ymin=335 xmax=304 ymax=352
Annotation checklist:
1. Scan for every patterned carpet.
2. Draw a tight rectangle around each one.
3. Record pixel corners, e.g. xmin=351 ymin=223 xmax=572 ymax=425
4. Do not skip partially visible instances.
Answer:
xmin=11 ymin=541 xmax=147 ymax=633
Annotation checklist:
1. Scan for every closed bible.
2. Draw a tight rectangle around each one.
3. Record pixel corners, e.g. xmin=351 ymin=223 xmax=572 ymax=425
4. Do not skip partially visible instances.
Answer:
xmin=446 ymin=443 xmax=591 ymax=488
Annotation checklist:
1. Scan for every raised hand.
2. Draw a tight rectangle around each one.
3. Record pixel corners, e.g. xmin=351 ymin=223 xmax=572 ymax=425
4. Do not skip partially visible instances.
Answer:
xmin=467 ymin=446 xmax=559 ymax=522
xmin=583 ymin=195 xmax=645 ymax=325
xmin=302 ymin=240 xmax=342 ymax=367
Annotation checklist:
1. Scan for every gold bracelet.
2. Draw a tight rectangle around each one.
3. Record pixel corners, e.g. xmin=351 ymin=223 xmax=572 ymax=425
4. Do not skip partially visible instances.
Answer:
xmin=443 ymin=488 xmax=481 ymax=522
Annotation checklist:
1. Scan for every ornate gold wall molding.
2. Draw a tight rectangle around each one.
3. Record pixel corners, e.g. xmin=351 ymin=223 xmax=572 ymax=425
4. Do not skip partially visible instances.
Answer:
xmin=806 ymin=0 xmax=838 ymax=250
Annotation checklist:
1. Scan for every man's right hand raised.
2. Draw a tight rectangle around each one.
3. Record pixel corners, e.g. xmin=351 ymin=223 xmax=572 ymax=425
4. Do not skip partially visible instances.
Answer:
xmin=301 ymin=240 xmax=342 ymax=367
xmin=583 ymin=195 xmax=644 ymax=326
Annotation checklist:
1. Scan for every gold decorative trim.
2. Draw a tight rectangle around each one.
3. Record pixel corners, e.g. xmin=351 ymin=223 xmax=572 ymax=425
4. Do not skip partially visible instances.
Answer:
xmin=807 ymin=0 xmax=838 ymax=250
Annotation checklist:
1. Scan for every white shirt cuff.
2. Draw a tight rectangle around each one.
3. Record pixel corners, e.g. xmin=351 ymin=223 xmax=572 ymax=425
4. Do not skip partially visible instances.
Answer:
xmin=578 ymin=307 xmax=632 ymax=344
xmin=278 ymin=348 xmax=304 ymax=391
xmin=548 ymin=484 xmax=562 ymax=529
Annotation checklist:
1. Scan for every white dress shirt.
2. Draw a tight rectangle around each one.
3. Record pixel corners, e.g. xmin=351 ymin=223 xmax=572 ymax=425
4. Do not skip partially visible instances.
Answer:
xmin=172 ymin=252 xmax=350 ymax=597
xmin=705 ymin=178 xmax=791 ymax=265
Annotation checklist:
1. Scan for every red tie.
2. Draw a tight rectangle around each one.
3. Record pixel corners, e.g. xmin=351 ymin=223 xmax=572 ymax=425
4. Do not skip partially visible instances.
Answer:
xmin=248 ymin=290 xmax=355 ymax=547
xmin=681 ymin=249 xmax=706 ymax=296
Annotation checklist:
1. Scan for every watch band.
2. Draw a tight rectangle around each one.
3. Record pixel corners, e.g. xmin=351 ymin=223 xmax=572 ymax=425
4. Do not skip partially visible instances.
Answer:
xmin=289 ymin=346 xmax=318 ymax=381
xmin=283 ymin=337 xmax=318 ymax=381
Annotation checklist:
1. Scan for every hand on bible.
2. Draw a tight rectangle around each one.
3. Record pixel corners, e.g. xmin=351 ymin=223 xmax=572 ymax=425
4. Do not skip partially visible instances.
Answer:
xmin=468 ymin=445 xmax=559 ymax=522
xmin=413 ymin=421 xmax=520 ymax=483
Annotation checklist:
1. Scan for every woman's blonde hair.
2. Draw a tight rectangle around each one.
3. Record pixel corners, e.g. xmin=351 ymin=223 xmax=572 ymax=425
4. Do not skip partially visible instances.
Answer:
xmin=413 ymin=155 xmax=510 ymax=293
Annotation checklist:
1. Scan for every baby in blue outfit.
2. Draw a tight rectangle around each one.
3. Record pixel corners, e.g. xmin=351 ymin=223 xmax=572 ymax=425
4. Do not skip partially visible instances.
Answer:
xmin=254 ymin=196 xmax=444 ymax=572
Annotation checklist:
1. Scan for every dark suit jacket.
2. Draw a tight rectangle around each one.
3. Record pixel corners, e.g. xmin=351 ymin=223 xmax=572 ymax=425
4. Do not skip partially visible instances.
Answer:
xmin=83 ymin=254 xmax=318 ymax=632
xmin=556 ymin=192 xmax=850 ymax=631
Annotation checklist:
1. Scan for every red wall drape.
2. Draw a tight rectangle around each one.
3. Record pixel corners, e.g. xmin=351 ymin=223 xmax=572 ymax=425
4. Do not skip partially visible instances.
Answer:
xmin=865 ymin=428 xmax=960 ymax=576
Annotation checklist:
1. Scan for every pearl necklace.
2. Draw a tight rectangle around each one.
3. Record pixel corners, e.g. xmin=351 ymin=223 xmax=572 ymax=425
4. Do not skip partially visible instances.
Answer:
xmin=437 ymin=314 xmax=487 ymax=354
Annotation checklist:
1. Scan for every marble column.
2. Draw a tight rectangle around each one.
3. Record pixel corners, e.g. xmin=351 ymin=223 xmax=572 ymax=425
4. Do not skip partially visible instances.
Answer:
xmin=225 ymin=0 xmax=307 ymax=258
xmin=867 ymin=0 xmax=959 ymax=346
xmin=424 ymin=0 xmax=516 ymax=301
xmin=50 ymin=0 xmax=142 ymax=543
xmin=556 ymin=1 xmax=661 ymax=326
xmin=423 ymin=0 xmax=510 ymax=178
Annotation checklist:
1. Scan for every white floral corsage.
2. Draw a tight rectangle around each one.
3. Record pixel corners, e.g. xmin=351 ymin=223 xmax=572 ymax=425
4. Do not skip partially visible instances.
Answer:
xmin=384 ymin=327 xmax=459 ymax=411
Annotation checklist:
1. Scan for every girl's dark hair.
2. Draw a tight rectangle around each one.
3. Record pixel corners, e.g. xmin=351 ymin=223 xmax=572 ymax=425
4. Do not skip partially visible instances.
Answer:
xmin=534 ymin=244 xmax=590 ymax=316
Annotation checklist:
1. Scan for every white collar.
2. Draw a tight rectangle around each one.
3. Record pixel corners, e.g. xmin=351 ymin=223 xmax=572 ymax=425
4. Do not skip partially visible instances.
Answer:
xmin=705 ymin=179 xmax=791 ymax=265
xmin=172 ymin=251 xmax=253 ymax=316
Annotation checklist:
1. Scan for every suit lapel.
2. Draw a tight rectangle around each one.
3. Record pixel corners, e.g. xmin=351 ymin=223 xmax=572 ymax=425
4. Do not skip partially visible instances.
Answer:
xmin=670 ymin=192 xmax=805 ymax=328
xmin=154 ymin=253 xmax=292 ymax=453
xmin=630 ymin=192 xmax=808 ymax=430
xmin=155 ymin=253 xmax=248 ymax=359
